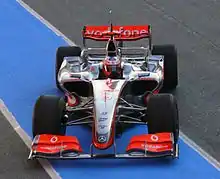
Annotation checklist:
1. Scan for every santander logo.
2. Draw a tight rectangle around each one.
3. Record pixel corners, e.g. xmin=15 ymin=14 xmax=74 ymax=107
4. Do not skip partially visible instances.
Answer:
xmin=85 ymin=26 xmax=148 ymax=37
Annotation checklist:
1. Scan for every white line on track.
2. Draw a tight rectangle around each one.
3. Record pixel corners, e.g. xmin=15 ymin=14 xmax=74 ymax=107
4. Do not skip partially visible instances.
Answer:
xmin=0 ymin=0 xmax=216 ymax=176
xmin=16 ymin=0 xmax=76 ymax=46
xmin=0 ymin=99 xmax=62 ymax=179
xmin=180 ymin=131 xmax=220 ymax=171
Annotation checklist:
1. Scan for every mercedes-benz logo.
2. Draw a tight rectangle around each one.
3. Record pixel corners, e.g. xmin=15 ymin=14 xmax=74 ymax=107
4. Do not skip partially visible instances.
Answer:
xmin=98 ymin=135 xmax=107 ymax=143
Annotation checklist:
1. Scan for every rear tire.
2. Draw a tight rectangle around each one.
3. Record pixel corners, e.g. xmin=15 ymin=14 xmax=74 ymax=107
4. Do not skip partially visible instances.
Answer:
xmin=145 ymin=94 xmax=179 ymax=143
xmin=56 ymin=46 xmax=81 ymax=91
xmin=32 ymin=95 xmax=66 ymax=138
xmin=152 ymin=44 xmax=178 ymax=91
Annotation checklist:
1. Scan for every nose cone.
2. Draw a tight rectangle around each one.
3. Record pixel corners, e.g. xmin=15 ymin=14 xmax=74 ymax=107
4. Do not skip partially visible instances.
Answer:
xmin=91 ymin=79 xmax=126 ymax=149
xmin=94 ymin=106 xmax=115 ymax=149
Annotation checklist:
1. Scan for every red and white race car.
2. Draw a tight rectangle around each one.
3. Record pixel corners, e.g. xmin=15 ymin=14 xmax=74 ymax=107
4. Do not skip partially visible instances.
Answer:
xmin=29 ymin=23 xmax=179 ymax=160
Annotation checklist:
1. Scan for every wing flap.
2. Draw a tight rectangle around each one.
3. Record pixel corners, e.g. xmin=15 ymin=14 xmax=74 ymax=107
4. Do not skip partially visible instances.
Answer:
xmin=126 ymin=132 xmax=174 ymax=154
xmin=82 ymin=25 xmax=150 ymax=41
xmin=31 ymin=134 xmax=83 ymax=156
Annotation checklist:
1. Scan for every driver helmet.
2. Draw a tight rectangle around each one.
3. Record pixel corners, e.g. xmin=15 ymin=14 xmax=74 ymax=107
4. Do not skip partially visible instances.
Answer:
xmin=103 ymin=55 xmax=122 ymax=77
xmin=102 ymin=38 xmax=122 ymax=78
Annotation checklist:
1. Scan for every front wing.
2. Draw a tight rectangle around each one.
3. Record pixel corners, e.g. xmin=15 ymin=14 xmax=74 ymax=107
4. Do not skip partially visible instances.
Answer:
xmin=28 ymin=133 xmax=179 ymax=160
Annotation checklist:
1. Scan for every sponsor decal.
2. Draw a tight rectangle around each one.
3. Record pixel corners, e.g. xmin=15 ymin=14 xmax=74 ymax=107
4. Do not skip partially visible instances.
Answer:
xmin=106 ymin=79 xmax=118 ymax=89
xmin=150 ymin=135 xmax=159 ymax=142
xmin=141 ymin=144 xmax=168 ymax=149
xmin=100 ymin=111 xmax=108 ymax=115
xmin=40 ymin=145 xmax=67 ymax=151
xmin=99 ymin=111 xmax=108 ymax=122
xmin=85 ymin=27 xmax=148 ymax=37
xmin=138 ymin=73 xmax=150 ymax=78
xmin=98 ymin=135 xmax=107 ymax=143
xmin=99 ymin=117 xmax=108 ymax=122
xmin=98 ymin=124 xmax=108 ymax=129
xmin=106 ymin=78 xmax=112 ymax=87
xmin=50 ymin=136 xmax=58 ymax=143
xmin=70 ymin=73 xmax=81 ymax=78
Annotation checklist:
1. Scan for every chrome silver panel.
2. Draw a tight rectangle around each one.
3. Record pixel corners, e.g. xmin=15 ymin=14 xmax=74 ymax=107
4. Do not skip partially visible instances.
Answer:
xmin=56 ymin=48 xmax=165 ymax=145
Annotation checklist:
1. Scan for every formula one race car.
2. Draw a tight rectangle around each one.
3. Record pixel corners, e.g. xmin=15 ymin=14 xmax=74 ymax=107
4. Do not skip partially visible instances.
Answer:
xmin=29 ymin=24 xmax=179 ymax=160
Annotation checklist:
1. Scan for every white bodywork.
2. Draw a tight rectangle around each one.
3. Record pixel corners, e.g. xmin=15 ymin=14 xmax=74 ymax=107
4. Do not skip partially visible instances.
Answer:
xmin=92 ymin=79 xmax=126 ymax=143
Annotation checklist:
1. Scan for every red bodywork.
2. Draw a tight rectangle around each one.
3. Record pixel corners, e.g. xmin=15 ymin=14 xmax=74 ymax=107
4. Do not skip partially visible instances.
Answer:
xmin=31 ymin=132 xmax=174 ymax=156
xmin=82 ymin=25 xmax=150 ymax=41
xmin=126 ymin=132 xmax=174 ymax=153
xmin=32 ymin=134 xmax=82 ymax=155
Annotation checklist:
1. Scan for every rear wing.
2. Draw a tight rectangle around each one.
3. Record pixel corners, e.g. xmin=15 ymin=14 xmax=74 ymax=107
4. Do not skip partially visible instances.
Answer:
xmin=82 ymin=25 xmax=151 ymax=41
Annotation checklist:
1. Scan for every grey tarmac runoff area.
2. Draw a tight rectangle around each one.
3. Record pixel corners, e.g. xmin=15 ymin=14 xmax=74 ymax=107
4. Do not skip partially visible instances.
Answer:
xmin=1 ymin=0 xmax=220 ymax=178
xmin=0 ymin=103 xmax=50 ymax=179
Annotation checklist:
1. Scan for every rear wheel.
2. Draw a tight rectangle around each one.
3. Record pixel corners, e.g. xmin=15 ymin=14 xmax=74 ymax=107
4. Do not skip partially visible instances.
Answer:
xmin=145 ymin=94 xmax=179 ymax=143
xmin=32 ymin=95 xmax=66 ymax=138
xmin=152 ymin=44 xmax=178 ymax=91
xmin=56 ymin=46 xmax=81 ymax=90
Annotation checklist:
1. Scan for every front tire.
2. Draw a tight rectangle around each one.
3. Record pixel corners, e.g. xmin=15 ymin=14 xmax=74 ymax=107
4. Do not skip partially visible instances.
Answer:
xmin=145 ymin=94 xmax=179 ymax=143
xmin=32 ymin=95 xmax=66 ymax=138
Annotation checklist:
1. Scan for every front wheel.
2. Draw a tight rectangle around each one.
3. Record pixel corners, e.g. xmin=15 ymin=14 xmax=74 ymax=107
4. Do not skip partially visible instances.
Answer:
xmin=144 ymin=94 xmax=179 ymax=143
xmin=32 ymin=95 xmax=66 ymax=138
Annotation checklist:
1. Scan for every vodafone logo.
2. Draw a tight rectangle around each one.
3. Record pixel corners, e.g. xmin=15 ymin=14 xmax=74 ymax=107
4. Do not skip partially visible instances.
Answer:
xmin=50 ymin=136 xmax=58 ymax=143
xmin=150 ymin=135 xmax=159 ymax=142
xmin=117 ymin=27 xmax=148 ymax=37
xmin=85 ymin=27 xmax=148 ymax=37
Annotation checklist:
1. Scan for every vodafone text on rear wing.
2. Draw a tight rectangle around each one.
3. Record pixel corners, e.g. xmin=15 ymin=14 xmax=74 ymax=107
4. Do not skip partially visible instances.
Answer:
xmin=82 ymin=25 xmax=152 ymax=49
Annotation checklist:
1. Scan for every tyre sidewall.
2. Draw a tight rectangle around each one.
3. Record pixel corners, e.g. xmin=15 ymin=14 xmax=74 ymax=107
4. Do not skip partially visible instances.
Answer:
xmin=146 ymin=94 xmax=179 ymax=143
xmin=32 ymin=95 xmax=66 ymax=138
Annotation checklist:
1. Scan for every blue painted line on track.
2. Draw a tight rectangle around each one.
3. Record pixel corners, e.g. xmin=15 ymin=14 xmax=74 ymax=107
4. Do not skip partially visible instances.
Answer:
xmin=0 ymin=0 xmax=219 ymax=179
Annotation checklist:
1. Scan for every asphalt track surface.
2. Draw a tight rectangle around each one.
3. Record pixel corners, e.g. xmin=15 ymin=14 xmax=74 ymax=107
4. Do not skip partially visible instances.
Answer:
xmin=0 ymin=0 xmax=220 ymax=178
xmin=21 ymin=0 xmax=220 ymax=161
xmin=0 ymin=110 xmax=50 ymax=179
